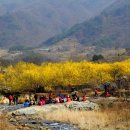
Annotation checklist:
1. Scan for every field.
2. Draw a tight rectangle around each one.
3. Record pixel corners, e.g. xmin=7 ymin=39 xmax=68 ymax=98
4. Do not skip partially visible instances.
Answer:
xmin=0 ymin=100 xmax=130 ymax=130
xmin=0 ymin=114 xmax=16 ymax=130
xmin=43 ymin=102 xmax=130 ymax=130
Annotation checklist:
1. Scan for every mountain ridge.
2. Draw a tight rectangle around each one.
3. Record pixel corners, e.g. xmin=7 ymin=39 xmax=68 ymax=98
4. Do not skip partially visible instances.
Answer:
xmin=0 ymin=0 xmax=115 ymax=47
xmin=42 ymin=0 xmax=130 ymax=49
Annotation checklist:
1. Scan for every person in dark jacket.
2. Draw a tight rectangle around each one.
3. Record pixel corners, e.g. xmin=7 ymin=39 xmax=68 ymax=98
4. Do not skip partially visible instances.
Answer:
xmin=34 ymin=94 xmax=38 ymax=103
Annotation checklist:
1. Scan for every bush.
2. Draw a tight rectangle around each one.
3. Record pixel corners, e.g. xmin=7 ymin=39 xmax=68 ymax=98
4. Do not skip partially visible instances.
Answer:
xmin=92 ymin=54 xmax=104 ymax=61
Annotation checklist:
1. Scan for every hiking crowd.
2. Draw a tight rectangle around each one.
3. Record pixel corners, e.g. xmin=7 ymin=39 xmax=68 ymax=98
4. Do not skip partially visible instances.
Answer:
xmin=8 ymin=83 xmax=112 ymax=107
xmin=8 ymin=91 xmax=87 ymax=107
xmin=8 ymin=94 xmax=19 ymax=105
xmin=24 ymin=91 xmax=87 ymax=107
xmin=95 ymin=82 xmax=112 ymax=97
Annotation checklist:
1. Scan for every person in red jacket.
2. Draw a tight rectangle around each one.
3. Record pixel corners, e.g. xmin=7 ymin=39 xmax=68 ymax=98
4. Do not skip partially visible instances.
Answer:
xmin=106 ymin=92 xmax=110 ymax=97
xmin=9 ymin=95 xmax=13 ymax=105
xmin=59 ymin=97 xmax=63 ymax=103
xmin=49 ymin=92 xmax=53 ymax=103
xmin=67 ymin=95 xmax=71 ymax=102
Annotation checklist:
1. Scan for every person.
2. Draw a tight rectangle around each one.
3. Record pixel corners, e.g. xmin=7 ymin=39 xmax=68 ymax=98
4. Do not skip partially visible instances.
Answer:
xmin=106 ymin=92 xmax=110 ymax=97
xmin=9 ymin=94 xmax=13 ymax=105
xmin=24 ymin=97 xmax=29 ymax=107
xmin=49 ymin=92 xmax=53 ymax=103
xmin=54 ymin=96 xmax=60 ymax=103
xmin=13 ymin=95 xmax=19 ymax=105
xmin=38 ymin=100 xmax=45 ymax=106
xmin=95 ymin=89 xmax=99 ymax=97
xmin=38 ymin=98 xmax=45 ymax=106
xmin=29 ymin=99 xmax=35 ymax=106
xmin=71 ymin=91 xmax=79 ymax=101
xmin=104 ymin=84 xmax=107 ymax=93
xmin=29 ymin=94 xmax=33 ymax=102
xmin=40 ymin=96 xmax=44 ymax=101
xmin=38 ymin=100 xmax=43 ymax=106
xmin=67 ymin=95 xmax=71 ymax=102
xmin=58 ymin=91 xmax=63 ymax=98
xmin=45 ymin=97 xmax=49 ymax=104
xmin=82 ymin=95 xmax=87 ymax=101
xmin=123 ymin=92 xmax=127 ymax=101
xmin=59 ymin=96 xmax=63 ymax=103
xmin=104 ymin=82 xmax=110 ymax=93
xmin=63 ymin=95 xmax=67 ymax=103
xmin=34 ymin=94 xmax=38 ymax=103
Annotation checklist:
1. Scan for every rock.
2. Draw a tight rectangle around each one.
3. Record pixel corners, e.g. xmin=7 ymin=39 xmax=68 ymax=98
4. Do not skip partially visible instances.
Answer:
xmin=16 ymin=126 xmax=23 ymax=130
xmin=12 ymin=108 xmax=38 ymax=116
xmin=10 ymin=104 xmax=65 ymax=116
xmin=22 ymin=127 xmax=30 ymax=130
xmin=0 ymin=95 xmax=9 ymax=104
xmin=40 ymin=127 xmax=50 ymax=130
xmin=0 ymin=106 xmax=5 ymax=113
xmin=65 ymin=101 xmax=99 ymax=110
xmin=24 ymin=124 xmax=38 ymax=129
xmin=9 ymin=117 xmax=17 ymax=122
xmin=15 ymin=116 xmax=27 ymax=121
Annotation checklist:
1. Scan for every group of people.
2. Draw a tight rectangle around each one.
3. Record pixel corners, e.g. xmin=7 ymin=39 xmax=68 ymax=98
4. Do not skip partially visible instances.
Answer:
xmin=8 ymin=94 xmax=19 ymax=105
xmin=95 ymin=82 xmax=111 ymax=97
xmin=24 ymin=91 xmax=87 ymax=107
xmin=8 ymin=83 xmax=112 ymax=107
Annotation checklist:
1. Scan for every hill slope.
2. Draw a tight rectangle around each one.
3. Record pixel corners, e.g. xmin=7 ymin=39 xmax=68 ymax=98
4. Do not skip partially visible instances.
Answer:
xmin=43 ymin=0 xmax=130 ymax=49
xmin=0 ymin=0 xmax=115 ymax=47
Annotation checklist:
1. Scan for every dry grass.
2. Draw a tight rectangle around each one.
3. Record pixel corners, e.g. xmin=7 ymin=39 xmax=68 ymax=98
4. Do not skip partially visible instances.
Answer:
xmin=0 ymin=114 xmax=16 ymax=130
xmin=43 ymin=103 xmax=130 ymax=130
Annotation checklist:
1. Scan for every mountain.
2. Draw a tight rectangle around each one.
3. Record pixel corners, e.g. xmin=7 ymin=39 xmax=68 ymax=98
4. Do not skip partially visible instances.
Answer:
xmin=43 ymin=0 xmax=130 ymax=49
xmin=0 ymin=0 xmax=115 ymax=47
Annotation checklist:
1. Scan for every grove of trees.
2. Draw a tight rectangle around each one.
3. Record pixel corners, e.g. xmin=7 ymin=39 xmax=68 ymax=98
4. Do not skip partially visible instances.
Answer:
xmin=0 ymin=60 xmax=130 ymax=93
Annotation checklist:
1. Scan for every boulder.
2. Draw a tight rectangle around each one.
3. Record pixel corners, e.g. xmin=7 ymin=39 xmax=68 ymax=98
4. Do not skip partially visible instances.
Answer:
xmin=11 ymin=104 xmax=65 ymax=116
xmin=9 ymin=117 xmax=17 ymax=122
xmin=65 ymin=101 xmax=99 ymax=110
xmin=0 ymin=96 xmax=9 ymax=104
